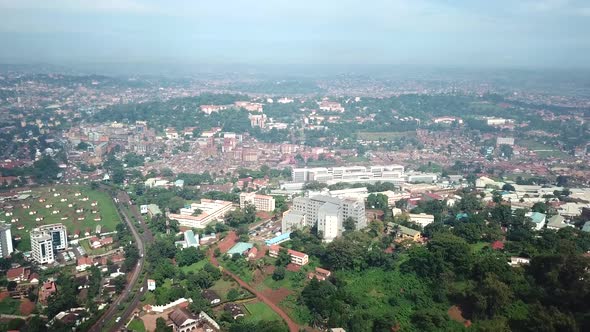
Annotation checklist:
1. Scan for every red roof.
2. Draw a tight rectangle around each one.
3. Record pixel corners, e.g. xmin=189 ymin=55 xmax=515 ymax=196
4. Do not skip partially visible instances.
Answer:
xmin=491 ymin=241 xmax=505 ymax=250
xmin=6 ymin=267 xmax=26 ymax=280
xmin=77 ymin=257 xmax=92 ymax=266
xmin=287 ymin=249 xmax=307 ymax=259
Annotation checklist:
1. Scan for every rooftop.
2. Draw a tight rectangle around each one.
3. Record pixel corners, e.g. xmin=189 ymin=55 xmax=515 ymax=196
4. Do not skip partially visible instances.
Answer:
xmin=227 ymin=242 xmax=254 ymax=255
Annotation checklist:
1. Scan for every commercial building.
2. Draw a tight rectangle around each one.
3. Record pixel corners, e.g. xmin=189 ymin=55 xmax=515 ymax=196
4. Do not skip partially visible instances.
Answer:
xmin=497 ymin=137 xmax=515 ymax=146
xmin=30 ymin=229 xmax=55 ymax=264
xmin=38 ymin=224 xmax=68 ymax=251
xmin=0 ymin=223 xmax=14 ymax=258
xmin=292 ymin=165 xmax=405 ymax=185
xmin=407 ymin=213 xmax=435 ymax=227
xmin=239 ymin=192 xmax=276 ymax=212
xmin=168 ymin=199 xmax=234 ymax=229
xmin=281 ymin=211 xmax=306 ymax=233
xmin=291 ymin=195 xmax=366 ymax=242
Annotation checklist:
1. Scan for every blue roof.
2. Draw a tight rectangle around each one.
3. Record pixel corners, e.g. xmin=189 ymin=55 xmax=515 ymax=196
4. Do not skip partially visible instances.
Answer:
xmin=456 ymin=213 xmax=469 ymax=220
xmin=227 ymin=242 xmax=254 ymax=255
xmin=184 ymin=230 xmax=199 ymax=246
xmin=582 ymin=221 xmax=590 ymax=233
xmin=265 ymin=232 xmax=292 ymax=246
xmin=528 ymin=212 xmax=546 ymax=224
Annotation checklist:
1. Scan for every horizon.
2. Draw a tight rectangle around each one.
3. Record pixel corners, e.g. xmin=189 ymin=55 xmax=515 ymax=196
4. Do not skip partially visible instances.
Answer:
xmin=1 ymin=0 xmax=589 ymax=69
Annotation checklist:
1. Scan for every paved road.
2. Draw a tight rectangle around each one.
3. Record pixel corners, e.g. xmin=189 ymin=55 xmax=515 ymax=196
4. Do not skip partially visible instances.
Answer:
xmin=208 ymin=249 xmax=300 ymax=332
xmin=89 ymin=188 xmax=153 ymax=332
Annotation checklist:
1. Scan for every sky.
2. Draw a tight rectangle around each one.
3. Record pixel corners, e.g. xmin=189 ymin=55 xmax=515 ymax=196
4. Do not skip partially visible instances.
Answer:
xmin=0 ymin=0 xmax=589 ymax=68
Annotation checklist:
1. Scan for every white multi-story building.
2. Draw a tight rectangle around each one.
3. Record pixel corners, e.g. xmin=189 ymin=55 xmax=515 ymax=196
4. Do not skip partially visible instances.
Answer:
xmin=317 ymin=202 xmax=340 ymax=242
xmin=30 ymin=230 xmax=55 ymax=264
xmin=0 ymin=224 xmax=14 ymax=258
xmin=30 ymin=224 xmax=68 ymax=264
xmin=291 ymin=195 xmax=366 ymax=242
xmin=239 ymin=192 xmax=276 ymax=212
xmin=169 ymin=199 xmax=234 ymax=229
xmin=292 ymin=165 xmax=405 ymax=185
xmin=40 ymin=224 xmax=68 ymax=250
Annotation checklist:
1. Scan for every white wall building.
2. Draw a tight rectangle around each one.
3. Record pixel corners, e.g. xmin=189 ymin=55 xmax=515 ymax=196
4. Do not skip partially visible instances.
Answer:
xmin=0 ymin=224 xmax=14 ymax=258
xmin=292 ymin=165 xmax=405 ymax=185
xmin=239 ymin=192 xmax=276 ymax=212
xmin=30 ymin=230 xmax=55 ymax=264
xmin=168 ymin=199 xmax=234 ymax=229
xmin=292 ymin=194 xmax=366 ymax=242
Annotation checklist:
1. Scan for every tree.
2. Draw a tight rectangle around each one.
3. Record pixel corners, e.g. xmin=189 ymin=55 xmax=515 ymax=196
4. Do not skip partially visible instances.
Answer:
xmin=176 ymin=246 xmax=205 ymax=267
xmin=499 ymin=144 xmax=513 ymax=158
xmin=272 ymin=266 xmax=286 ymax=281
xmin=113 ymin=275 xmax=126 ymax=294
xmin=275 ymin=248 xmax=291 ymax=267
xmin=502 ymin=183 xmax=515 ymax=191
xmin=155 ymin=317 xmax=173 ymax=332
xmin=367 ymin=193 xmax=389 ymax=210
xmin=531 ymin=202 xmax=548 ymax=214
xmin=76 ymin=142 xmax=90 ymax=151
xmin=227 ymin=288 xmax=241 ymax=301
xmin=343 ymin=217 xmax=356 ymax=232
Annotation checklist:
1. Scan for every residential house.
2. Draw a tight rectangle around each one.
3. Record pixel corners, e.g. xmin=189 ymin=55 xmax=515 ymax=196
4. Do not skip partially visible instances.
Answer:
xmin=39 ymin=280 xmax=57 ymax=305
xmin=168 ymin=308 xmax=198 ymax=332
xmin=202 ymin=289 xmax=221 ymax=305
xmin=268 ymin=245 xmax=309 ymax=266
xmin=526 ymin=212 xmax=547 ymax=230
xmin=546 ymin=215 xmax=570 ymax=230
xmin=224 ymin=303 xmax=245 ymax=320
xmin=307 ymin=267 xmax=331 ymax=281
xmin=387 ymin=223 xmax=422 ymax=242
xmin=6 ymin=267 xmax=30 ymax=283
xmin=76 ymin=257 xmax=93 ymax=272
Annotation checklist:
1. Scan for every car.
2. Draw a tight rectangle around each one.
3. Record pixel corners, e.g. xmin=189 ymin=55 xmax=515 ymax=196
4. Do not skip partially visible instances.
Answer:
xmin=140 ymin=287 xmax=144 ymax=292
xmin=115 ymin=317 xmax=121 ymax=323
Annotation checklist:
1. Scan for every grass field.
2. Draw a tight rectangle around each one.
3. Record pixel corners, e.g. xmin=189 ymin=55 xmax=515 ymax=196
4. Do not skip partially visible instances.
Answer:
xmin=0 ymin=297 xmax=21 ymax=315
xmin=180 ymin=259 xmax=208 ymax=274
xmin=2 ymin=185 xmax=121 ymax=251
xmin=518 ymin=139 xmax=569 ymax=159
xmin=127 ymin=318 xmax=146 ymax=332
xmin=209 ymin=278 xmax=237 ymax=302
xmin=357 ymin=131 xmax=416 ymax=141
xmin=243 ymin=301 xmax=282 ymax=323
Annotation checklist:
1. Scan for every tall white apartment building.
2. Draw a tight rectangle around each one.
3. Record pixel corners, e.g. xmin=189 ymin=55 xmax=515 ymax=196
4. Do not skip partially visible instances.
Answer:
xmin=239 ymin=192 xmax=276 ymax=212
xmin=30 ymin=230 xmax=55 ymax=264
xmin=39 ymin=224 xmax=68 ymax=250
xmin=30 ymin=224 xmax=68 ymax=264
xmin=291 ymin=195 xmax=366 ymax=242
xmin=0 ymin=224 xmax=14 ymax=258
xmin=292 ymin=165 xmax=405 ymax=185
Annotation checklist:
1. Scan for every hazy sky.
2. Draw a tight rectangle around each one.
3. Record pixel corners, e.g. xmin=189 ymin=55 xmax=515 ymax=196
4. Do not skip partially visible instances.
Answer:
xmin=0 ymin=0 xmax=589 ymax=68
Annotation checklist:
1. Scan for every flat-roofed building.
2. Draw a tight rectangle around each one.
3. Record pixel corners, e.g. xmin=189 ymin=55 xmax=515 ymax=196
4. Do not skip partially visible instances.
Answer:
xmin=239 ymin=192 xmax=276 ymax=212
xmin=292 ymin=165 xmax=405 ymax=185
xmin=169 ymin=199 xmax=234 ymax=229
xmin=292 ymin=194 xmax=366 ymax=242
xmin=0 ymin=224 xmax=14 ymax=258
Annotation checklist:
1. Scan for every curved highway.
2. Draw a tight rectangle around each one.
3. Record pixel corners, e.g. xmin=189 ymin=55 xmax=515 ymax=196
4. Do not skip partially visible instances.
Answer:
xmin=89 ymin=188 xmax=153 ymax=332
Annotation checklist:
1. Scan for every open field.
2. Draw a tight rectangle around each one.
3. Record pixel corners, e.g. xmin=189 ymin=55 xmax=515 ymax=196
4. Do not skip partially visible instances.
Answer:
xmin=357 ymin=131 xmax=416 ymax=141
xmin=243 ymin=301 xmax=283 ymax=323
xmin=127 ymin=318 xmax=146 ymax=332
xmin=2 ymin=185 xmax=121 ymax=251
xmin=180 ymin=259 xmax=208 ymax=274
xmin=209 ymin=278 xmax=239 ymax=302
xmin=518 ymin=139 xmax=569 ymax=159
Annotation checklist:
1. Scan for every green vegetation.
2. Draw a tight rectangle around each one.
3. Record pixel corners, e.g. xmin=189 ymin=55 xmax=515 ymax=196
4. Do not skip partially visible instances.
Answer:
xmin=127 ymin=318 xmax=146 ymax=332
xmin=243 ymin=301 xmax=282 ymax=323
xmin=5 ymin=185 xmax=121 ymax=251
xmin=0 ymin=297 xmax=21 ymax=314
